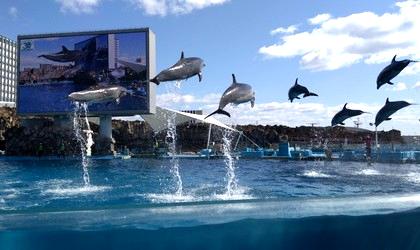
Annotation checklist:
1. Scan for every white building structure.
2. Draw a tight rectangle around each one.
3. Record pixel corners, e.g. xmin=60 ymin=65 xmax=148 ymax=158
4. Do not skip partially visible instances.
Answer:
xmin=0 ymin=35 xmax=17 ymax=107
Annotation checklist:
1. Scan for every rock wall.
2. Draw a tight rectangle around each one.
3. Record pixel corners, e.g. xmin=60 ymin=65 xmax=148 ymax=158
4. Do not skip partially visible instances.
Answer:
xmin=0 ymin=107 xmax=405 ymax=155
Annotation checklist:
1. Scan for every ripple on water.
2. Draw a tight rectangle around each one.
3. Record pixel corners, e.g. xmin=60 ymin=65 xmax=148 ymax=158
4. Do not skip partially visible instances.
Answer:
xmin=356 ymin=169 xmax=381 ymax=176
xmin=145 ymin=193 xmax=198 ymax=203
xmin=1 ymin=188 xmax=20 ymax=199
xmin=145 ymin=185 xmax=254 ymax=204
xmin=300 ymin=170 xmax=332 ymax=178
xmin=42 ymin=185 xmax=111 ymax=197
xmin=212 ymin=186 xmax=254 ymax=201
xmin=406 ymin=172 xmax=420 ymax=184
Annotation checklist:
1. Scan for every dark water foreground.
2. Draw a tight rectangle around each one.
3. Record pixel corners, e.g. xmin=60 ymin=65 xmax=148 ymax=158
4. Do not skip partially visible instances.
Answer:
xmin=1 ymin=207 xmax=420 ymax=250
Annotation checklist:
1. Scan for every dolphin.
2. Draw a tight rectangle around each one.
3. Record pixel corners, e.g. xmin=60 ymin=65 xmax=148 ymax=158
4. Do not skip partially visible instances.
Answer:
xmin=68 ymin=85 xmax=129 ymax=104
xmin=39 ymin=46 xmax=85 ymax=63
xmin=374 ymin=98 xmax=411 ymax=127
xmin=377 ymin=55 xmax=418 ymax=89
xmin=331 ymin=103 xmax=368 ymax=126
xmin=150 ymin=52 xmax=205 ymax=85
xmin=288 ymin=78 xmax=318 ymax=102
xmin=205 ymin=74 xmax=255 ymax=119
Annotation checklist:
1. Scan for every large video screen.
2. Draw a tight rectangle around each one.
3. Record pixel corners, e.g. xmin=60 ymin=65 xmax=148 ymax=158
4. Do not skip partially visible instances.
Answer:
xmin=17 ymin=29 xmax=155 ymax=116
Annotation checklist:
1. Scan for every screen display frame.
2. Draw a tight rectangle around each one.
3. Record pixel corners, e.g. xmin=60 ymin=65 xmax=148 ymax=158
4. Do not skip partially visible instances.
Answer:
xmin=16 ymin=28 xmax=156 ymax=117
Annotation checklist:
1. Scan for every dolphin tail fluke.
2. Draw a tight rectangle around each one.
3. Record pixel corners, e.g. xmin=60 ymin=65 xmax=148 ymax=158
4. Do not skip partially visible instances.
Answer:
xmin=205 ymin=109 xmax=231 ymax=119
xmin=150 ymin=77 xmax=160 ymax=85
xmin=303 ymin=92 xmax=318 ymax=98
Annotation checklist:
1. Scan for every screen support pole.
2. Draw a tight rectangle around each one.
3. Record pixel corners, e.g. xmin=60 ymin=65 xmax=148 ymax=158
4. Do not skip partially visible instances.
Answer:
xmin=98 ymin=115 xmax=115 ymax=155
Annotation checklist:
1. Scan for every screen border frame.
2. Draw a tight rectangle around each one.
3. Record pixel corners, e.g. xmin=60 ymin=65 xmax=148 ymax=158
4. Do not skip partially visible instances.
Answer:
xmin=16 ymin=28 xmax=156 ymax=117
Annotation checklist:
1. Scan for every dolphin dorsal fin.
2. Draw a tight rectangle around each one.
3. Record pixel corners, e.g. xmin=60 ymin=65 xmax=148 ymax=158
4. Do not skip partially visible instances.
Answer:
xmin=62 ymin=46 xmax=69 ymax=52
xmin=232 ymin=74 xmax=237 ymax=84
xmin=180 ymin=51 xmax=184 ymax=60
xmin=295 ymin=78 xmax=298 ymax=86
xmin=386 ymin=98 xmax=390 ymax=103
xmin=343 ymin=103 xmax=348 ymax=109
xmin=392 ymin=55 xmax=396 ymax=63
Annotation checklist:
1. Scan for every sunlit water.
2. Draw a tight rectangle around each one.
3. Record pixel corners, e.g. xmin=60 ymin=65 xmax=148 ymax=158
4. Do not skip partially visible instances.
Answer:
xmin=0 ymin=159 xmax=420 ymax=213
xmin=1 ymin=159 xmax=420 ymax=249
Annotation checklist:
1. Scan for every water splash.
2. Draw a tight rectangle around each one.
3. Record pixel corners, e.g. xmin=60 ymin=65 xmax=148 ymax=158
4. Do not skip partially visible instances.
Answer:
xmin=81 ymin=104 xmax=94 ymax=157
xmin=174 ymin=80 xmax=183 ymax=89
xmin=301 ymin=170 xmax=332 ymax=178
xmin=72 ymin=102 xmax=93 ymax=186
xmin=166 ymin=108 xmax=183 ymax=196
xmin=43 ymin=185 xmax=110 ymax=197
xmin=406 ymin=172 xmax=420 ymax=184
xmin=222 ymin=128 xmax=239 ymax=196
xmin=356 ymin=169 xmax=380 ymax=176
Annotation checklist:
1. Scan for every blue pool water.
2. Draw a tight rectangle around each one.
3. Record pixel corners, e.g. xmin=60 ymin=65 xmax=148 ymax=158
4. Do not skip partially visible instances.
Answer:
xmin=1 ymin=158 xmax=420 ymax=249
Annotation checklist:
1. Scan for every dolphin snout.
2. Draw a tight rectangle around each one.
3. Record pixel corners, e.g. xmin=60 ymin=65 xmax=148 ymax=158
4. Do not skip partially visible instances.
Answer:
xmin=68 ymin=93 xmax=76 ymax=100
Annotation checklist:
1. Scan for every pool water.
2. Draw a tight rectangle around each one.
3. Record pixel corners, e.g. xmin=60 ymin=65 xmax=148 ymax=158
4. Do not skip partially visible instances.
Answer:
xmin=1 ymin=158 xmax=420 ymax=249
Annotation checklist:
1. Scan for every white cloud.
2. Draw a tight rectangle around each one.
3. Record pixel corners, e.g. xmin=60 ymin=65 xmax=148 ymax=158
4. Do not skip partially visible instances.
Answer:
xmin=157 ymin=92 xmax=221 ymax=107
xmin=270 ymin=25 xmax=298 ymax=35
xmin=117 ymin=91 xmax=419 ymax=134
xmin=8 ymin=6 xmax=17 ymax=19
xmin=56 ymin=0 xmax=101 ymax=14
xmin=386 ymin=82 xmax=408 ymax=91
xmin=308 ymin=13 xmax=331 ymax=25
xmin=402 ymin=62 xmax=420 ymax=76
xmin=218 ymin=101 xmax=379 ymax=128
xmin=259 ymin=0 xmax=420 ymax=71
xmin=130 ymin=0 xmax=229 ymax=16
xmin=157 ymin=93 xmax=383 ymax=127
xmin=413 ymin=81 xmax=420 ymax=88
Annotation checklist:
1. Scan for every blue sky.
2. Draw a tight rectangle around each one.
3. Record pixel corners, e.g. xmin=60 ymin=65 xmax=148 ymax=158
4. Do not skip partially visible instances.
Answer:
xmin=1 ymin=0 xmax=419 ymax=135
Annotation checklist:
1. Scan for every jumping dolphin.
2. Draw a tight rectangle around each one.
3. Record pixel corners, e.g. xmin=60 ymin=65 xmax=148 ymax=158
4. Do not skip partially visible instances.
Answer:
xmin=331 ymin=103 xmax=368 ymax=126
xmin=150 ymin=52 xmax=205 ymax=85
xmin=205 ymin=74 xmax=255 ymax=119
xmin=374 ymin=98 xmax=411 ymax=127
xmin=39 ymin=46 xmax=85 ymax=63
xmin=288 ymin=78 xmax=318 ymax=102
xmin=68 ymin=86 xmax=129 ymax=104
xmin=377 ymin=55 xmax=418 ymax=89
